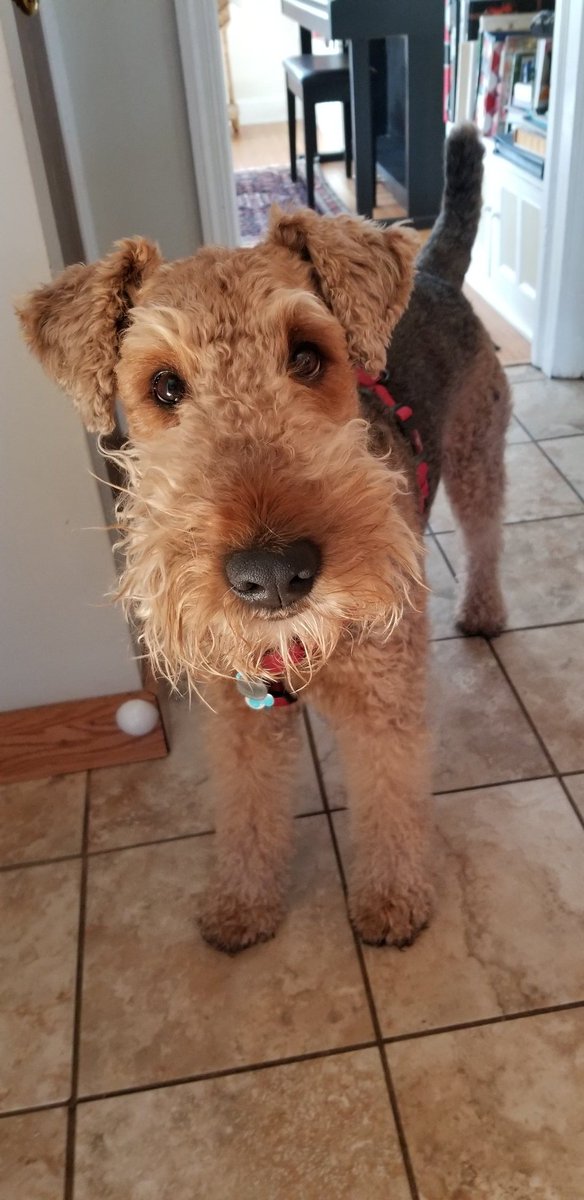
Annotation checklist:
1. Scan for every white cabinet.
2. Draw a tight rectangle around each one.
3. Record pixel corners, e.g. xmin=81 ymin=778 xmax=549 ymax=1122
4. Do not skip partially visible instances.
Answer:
xmin=467 ymin=142 xmax=543 ymax=340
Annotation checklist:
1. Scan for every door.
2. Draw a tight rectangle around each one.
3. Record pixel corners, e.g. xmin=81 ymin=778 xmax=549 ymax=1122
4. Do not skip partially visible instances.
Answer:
xmin=0 ymin=7 xmax=142 ymax=709
xmin=14 ymin=0 xmax=208 ymax=263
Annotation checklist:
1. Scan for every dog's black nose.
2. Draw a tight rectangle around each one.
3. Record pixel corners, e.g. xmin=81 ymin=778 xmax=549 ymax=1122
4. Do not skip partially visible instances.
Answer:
xmin=225 ymin=539 xmax=321 ymax=610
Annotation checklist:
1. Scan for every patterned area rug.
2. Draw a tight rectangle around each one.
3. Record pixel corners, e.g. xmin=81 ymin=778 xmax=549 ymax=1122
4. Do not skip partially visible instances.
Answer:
xmin=235 ymin=161 xmax=349 ymax=245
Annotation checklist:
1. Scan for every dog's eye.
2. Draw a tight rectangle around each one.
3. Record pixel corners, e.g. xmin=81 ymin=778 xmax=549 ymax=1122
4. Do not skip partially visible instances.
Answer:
xmin=289 ymin=342 xmax=323 ymax=382
xmin=151 ymin=369 xmax=185 ymax=407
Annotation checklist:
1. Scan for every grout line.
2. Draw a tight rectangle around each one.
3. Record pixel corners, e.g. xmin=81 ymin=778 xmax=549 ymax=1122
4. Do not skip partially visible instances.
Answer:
xmin=384 ymin=997 xmax=584 ymax=1046
xmin=428 ymin=527 xmax=456 ymax=581
xmin=64 ymin=776 xmax=91 ymax=1200
xmin=303 ymin=710 xmax=420 ymax=1200
xmin=511 ymin=413 xmax=536 ymax=439
xmin=88 ymin=829 xmax=214 ymax=857
xmin=6 ymin=996 xmax=584 ymax=1119
xmin=0 ymin=852 xmax=81 ymax=875
xmin=0 ymin=1099 xmax=66 ymax=1121
xmin=0 ymin=807 xmax=346 ymax=877
xmin=534 ymin=440 xmax=584 ymax=505
xmin=487 ymin=640 xmax=584 ymax=834
xmin=325 ymin=815 xmax=421 ymax=1200
xmin=432 ymin=509 xmax=584 ymax=537
xmin=433 ymin=617 xmax=584 ymax=641
xmin=85 ymin=807 xmax=331 ymax=860
xmin=75 ymin=1042 xmax=379 ymax=1105
xmin=510 ymin=410 xmax=584 ymax=504
xmin=535 ymin=431 xmax=584 ymax=441
xmin=433 ymin=773 xmax=554 ymax=797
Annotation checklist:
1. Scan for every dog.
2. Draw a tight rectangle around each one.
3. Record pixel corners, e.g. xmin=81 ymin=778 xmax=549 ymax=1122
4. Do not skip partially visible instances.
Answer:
xmin=17 ymin=125 xmax=510 ymax=954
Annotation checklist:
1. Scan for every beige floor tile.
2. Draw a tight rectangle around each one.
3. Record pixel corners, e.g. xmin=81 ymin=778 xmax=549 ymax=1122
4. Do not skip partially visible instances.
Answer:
xmin=0 ymin=773 xmax=85 ymax=867
xmin=306 ymin=709 xmax=347 ymax=808
xmin=432 ymin=638 xmax=549 ymax=790
xmin=428 ymin=483 xmax=455 ymax=534
xmin=89 ymin=698 xmax=323 ymax=851
xmin=439 ymin=515 xmax=584 ymax=629
xmin=512 ymin=377 xmax=584 ymax=439
xmin=79 ymin=816 xmax=372 ymax=1094
xmin=564 ymin=773 xmax=584 ymax=818
xmin=89 ymin=697 xmax=212 ymax=849
xmin=310 ymin=638 xmax=547 ymax=800
xmin=496 ymin=624 xmax=584 ymax=773
xmin=425 ymin=537 xmax=458 ymax=639
xmin=389 ymin=1010 xmax=584 ymax=1200
xmin=506 ymin=414 xmax=532 ymax=443
xmin=505 ymin=364 xmax=542 ymax=384
xmin=0 ymin=1107 xmax=67 ymax=1200
xmin=540 ymin=435 xmax=584 ymax=497
xmin=75 ymin=1049 xmax=410 ymax=1200
xmin=430 ymin=442 xmax=584 ymax=534
xmin=336 ymin=778 xmax=584 ymax=1035
xmin=0 ymin=862 xmax=79 ymax=1110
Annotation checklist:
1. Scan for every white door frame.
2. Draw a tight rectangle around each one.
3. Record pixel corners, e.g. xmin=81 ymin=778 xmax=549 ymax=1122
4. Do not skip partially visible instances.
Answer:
xmin=531 ymin=0 xmax=584 ymax=377
xmin=174 ymin=0 xmax=239 ymax=247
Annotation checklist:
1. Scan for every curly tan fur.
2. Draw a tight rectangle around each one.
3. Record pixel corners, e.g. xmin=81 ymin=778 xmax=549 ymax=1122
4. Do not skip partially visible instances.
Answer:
xmin=17 ymin=134 xmax=508 ymax=953
xmin=16 ymin=237 xmax=162 ymax=433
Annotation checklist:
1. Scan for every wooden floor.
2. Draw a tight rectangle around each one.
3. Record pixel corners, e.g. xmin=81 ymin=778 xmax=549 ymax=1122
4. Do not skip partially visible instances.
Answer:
xmin=230 ymin=122 xmax=531 ymax=366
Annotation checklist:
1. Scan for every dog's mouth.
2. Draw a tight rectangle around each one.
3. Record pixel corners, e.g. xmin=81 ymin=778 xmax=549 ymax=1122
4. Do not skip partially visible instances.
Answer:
xmin=261 ymin=639 xmax=306 ymax=675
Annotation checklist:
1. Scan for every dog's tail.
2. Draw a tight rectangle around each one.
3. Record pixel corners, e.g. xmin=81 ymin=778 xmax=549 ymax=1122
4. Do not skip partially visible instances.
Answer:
xmin=416 ymin=123 xmax=484 ymax=290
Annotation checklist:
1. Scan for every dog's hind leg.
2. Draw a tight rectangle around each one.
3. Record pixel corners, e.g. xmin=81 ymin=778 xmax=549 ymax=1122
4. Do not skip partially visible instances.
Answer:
xmin=440 ymin=349 xmax=511 ymax=637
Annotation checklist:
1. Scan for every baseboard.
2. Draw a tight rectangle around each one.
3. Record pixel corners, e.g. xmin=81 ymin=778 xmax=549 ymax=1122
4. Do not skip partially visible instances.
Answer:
xmin=0 ymin=688 xmax=169 ymax=784
xmin=237 ymin=95 xmax=289 ymax=125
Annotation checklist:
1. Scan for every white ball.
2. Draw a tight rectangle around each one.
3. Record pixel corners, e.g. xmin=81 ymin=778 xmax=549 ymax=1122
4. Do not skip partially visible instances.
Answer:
xmin=116 ymin=698 xmax=160 ymax=737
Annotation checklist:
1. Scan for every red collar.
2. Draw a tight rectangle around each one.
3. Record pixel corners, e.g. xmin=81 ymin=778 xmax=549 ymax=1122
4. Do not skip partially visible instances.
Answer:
xmin=235 ymin=640 xmax=305 ymax=709
xmin=356 ymin=367 xmax=429 ymax=514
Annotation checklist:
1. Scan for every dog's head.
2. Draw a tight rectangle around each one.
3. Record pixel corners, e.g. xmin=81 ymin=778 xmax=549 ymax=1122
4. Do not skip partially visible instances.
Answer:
xmin=17 ymin=208 xmax=422 ymax=690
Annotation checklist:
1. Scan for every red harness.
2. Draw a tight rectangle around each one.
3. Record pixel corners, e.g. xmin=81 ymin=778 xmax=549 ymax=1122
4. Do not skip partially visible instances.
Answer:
xmin=356 ymin=367 xmax=430 ymax=515
xmin=237 ymin=370 xmax=428 ymax=708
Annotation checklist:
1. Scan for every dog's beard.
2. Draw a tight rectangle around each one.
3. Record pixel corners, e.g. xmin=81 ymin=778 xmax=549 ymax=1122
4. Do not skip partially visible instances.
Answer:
xmin=105 ymin=423 xmax=424 ymax=695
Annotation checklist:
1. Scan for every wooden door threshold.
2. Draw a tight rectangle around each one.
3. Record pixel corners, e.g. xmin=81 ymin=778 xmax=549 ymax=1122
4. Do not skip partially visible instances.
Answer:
xmin=0 ymin=688 xmax=169 ymax=784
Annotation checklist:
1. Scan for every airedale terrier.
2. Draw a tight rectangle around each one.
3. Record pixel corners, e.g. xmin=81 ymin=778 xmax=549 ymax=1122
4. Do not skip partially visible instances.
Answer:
xmin=18 ymin=126 xmax=510 ymax=953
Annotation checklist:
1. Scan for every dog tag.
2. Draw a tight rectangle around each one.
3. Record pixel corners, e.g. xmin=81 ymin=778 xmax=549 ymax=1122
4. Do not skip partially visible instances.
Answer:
xmin=235 ymin=673 xmax=268 ymax=701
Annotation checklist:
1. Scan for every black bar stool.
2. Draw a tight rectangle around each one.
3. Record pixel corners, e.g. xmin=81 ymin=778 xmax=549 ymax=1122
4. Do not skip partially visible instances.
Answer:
xmin=283 ymin=53 xmax=352 ymax=209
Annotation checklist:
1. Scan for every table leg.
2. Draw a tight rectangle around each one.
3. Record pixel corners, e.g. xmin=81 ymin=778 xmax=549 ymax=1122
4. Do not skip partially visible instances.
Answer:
xmin=349 ymin=39 xmax=374 ymax=218
xmin=406 ymin=35 xmax=445 ymax=224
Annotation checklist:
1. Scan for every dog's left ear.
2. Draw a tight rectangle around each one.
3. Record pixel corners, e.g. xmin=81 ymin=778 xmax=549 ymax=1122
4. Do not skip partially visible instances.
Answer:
xmin=16 ymin=237 xmax=162 ymax=434
xmin=268 ymin=207 xmax=418 ymax=374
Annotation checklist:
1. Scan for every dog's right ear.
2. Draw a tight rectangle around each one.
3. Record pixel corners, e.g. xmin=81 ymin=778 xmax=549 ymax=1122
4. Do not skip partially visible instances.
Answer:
xmin=268 ymin=207 xmax=418 ymax=375
xmin=16 ymin=237 xmax=162 ymax=434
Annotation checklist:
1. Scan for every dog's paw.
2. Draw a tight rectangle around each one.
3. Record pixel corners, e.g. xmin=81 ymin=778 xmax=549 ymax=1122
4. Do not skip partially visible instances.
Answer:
xmin=198 ymin=892 xmax=283 ymax=955
xmin=456 ymin=594 xmax=507 ymax=639
xmin=350 ymin=883 xmax=434 ymax=949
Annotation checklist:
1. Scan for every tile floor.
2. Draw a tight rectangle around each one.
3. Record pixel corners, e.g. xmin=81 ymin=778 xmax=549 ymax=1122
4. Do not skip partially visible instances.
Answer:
xmin=1 ymin=369 xmax=584 ymax=1199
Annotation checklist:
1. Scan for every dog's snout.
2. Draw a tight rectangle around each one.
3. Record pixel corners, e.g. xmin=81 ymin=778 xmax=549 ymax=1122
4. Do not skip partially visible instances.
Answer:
xmin=225 ymin=539 xmax=321 ymax=610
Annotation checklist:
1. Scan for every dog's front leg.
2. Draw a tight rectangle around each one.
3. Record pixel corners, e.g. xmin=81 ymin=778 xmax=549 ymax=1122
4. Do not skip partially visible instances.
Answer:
xmin=317 ymin=625 xmax=434 ymax=948
xmin=199 ymin=684 xmax=299 ymax=953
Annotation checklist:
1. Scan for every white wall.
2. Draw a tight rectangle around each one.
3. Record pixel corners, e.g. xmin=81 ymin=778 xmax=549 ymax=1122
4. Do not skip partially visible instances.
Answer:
xmin=0 ymin=15 xmax=141 ymax=711
xmin=227 ymin=0 xmax=300 ymax=125
xmin=226 ymin=0 xmax=344 ymax=146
